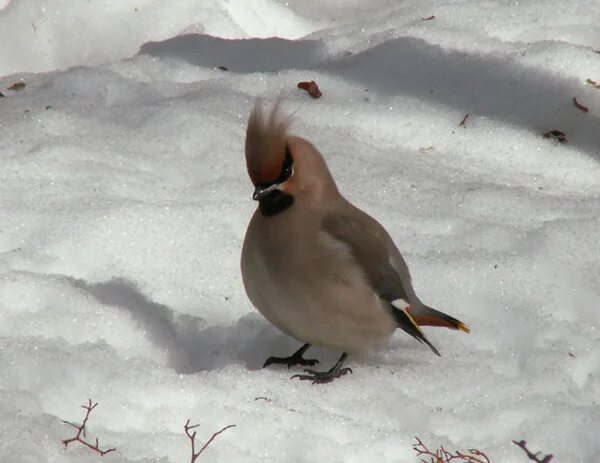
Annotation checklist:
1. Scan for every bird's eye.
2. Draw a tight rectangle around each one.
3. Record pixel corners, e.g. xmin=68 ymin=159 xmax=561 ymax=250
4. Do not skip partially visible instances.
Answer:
xmin=277 ymin=145 xmax=294 ymax=183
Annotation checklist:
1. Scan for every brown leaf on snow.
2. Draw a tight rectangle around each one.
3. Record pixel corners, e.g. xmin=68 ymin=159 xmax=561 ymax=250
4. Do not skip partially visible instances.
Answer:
xmin=8 ymin=82 xmax=26 ymax=91
xmin=543 ymin=130 xmax=567 ymax=143
xmin=573 ymin=97 xmax=589 ymax=113
xmin=586 ymin=78 xmax=600 ymax=89
xmin=297 ymin=80 xmax=322 ymax=99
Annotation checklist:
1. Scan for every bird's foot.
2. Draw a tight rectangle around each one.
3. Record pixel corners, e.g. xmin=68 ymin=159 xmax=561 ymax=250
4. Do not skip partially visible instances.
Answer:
xmin=263 ymin=350 xmax=318 ymax=369
xmin=291 ymin=365 xmax=352 ymax=384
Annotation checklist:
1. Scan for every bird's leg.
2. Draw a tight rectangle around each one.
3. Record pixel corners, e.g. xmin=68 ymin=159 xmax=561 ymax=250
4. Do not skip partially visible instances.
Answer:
xmin=263 ymin=343 xmax=319 ymax=368
xmin=291 ymin=353 xmax=352 ymax=384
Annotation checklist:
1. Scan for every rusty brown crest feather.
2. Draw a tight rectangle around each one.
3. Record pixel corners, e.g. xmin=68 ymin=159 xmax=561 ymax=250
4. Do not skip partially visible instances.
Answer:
xmin=245 ymin=98 xmax=292 ymax=185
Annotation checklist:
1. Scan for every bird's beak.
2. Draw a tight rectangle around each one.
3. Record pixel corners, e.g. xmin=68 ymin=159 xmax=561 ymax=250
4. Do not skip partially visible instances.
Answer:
xmin=252 ymin=183 xmax=280 ymax=201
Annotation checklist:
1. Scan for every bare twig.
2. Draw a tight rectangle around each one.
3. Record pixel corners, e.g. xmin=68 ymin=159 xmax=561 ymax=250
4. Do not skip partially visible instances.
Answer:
xmin=512 ymin=440 xmax=553 ymax=462
xmin=413 ymin=438 xmax=490 ymax=463
xmin=184 ymin=419 xmax=235 ymax=462
xmin=61 ymin=399 xmax=116 ymax=456
xmin=459 ymin=114 xmax=470 ymax=128
xmin=422 ymin=15 xmax=436 ymax=20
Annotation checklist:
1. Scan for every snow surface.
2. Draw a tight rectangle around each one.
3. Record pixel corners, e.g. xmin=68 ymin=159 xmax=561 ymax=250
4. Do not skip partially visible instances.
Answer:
xmin=1 ymin=1 xmax=600 ymax=462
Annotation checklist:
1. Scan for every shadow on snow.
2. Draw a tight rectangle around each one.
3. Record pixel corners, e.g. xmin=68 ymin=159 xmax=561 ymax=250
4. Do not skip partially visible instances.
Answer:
xmin=73 ymin=277 xmax=307 ymax=374
xmin=139 ymin=34 xmax=600 ymax=160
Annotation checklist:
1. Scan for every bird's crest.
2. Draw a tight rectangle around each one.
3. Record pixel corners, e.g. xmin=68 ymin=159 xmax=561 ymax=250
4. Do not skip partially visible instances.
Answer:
xmin=245 ymin=98 xmax=292 ymax=185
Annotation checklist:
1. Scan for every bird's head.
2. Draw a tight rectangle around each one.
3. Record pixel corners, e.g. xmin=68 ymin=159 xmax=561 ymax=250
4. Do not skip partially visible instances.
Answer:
xmin=244 ymin=99 xmax=337 ymax=216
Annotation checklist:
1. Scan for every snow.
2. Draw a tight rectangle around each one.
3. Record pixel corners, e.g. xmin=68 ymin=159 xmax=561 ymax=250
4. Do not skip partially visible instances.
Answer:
xmin=1 ymin=0 xmax=599 ymax=462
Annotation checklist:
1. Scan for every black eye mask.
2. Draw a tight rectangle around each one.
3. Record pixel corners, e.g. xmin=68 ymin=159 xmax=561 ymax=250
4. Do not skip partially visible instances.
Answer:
xmin=259 ymin=189 xmax=294 ymax=216
xmin=255 ymin=145 xmax=295 ymax=216
xmin=254 ymin=146 xmax=294 ymax=194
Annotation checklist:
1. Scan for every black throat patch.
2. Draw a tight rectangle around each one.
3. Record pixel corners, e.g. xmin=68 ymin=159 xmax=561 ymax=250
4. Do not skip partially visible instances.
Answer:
xmin=259 ymin=190 xmax=294 ymax=216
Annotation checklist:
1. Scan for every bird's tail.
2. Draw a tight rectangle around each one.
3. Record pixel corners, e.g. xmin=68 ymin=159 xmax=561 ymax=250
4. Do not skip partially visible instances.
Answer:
xmin=407 ymin=304 xmax=470 ymax=333
xmin=389 ymin=303 xmax=441 ymax=356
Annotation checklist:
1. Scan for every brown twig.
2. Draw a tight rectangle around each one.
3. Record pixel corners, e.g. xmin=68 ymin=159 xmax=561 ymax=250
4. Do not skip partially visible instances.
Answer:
xmin=573 ymin=97 xmax=589 ymax=113
xmin=413 ymin=437 xmax=490 ymax=463
xmin=184 ymin=419 xmax=235 ymax=462
xmin=61 ymin=399 xmax=116 ymax=456
xmin=422 ymin=15 xmax=436 ymax=21
xmin=459 ymin=113 xmax=470 ymax=128
xmin=512 ymin=440 xmax=553 ymax=462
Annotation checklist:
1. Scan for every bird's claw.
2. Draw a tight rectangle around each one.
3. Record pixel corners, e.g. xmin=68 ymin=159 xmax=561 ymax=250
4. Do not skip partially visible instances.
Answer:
xmin=291 ymin=367 xmax=353 ymax=384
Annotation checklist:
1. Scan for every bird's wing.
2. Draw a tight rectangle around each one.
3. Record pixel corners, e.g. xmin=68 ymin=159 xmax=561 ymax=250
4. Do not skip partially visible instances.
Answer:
xmin=321 ymin=205 xmax=440 ymax=355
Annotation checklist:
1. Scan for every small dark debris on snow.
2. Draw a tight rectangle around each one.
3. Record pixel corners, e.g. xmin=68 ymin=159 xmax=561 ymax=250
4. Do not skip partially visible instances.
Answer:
xmin=587 ymin=78 xmax=600 ymax=89
xmin=569 ymin=352 xmax=576 ymax=358
xmin=217 ymin=65 xmax=228 ymax=71
xmin=8 ymin=82 xmax=26 ymax=91
xmin=494 ymin=264 xmax=498 ymax=269
xmin=297 ymin=80 xmax=322 ymax=99
xmin=343 ymin=51 xmax=352 ymax=57
xmin=0 ymin=91 xmax=4 ymax=98
xmin=254 ymin=397 xmax=270 ymax=402
xmin=459 ymin=113 xmax=470 ymax=127
xmin=422 ymin=15 xmax=435 ymax=21
xmin=543 ymin=129 xmax=567 ymax=143
xmin=573 ymin=97 xmax=589 ymax=113
xmin=46 ymin=105 xmax=52 ymax=110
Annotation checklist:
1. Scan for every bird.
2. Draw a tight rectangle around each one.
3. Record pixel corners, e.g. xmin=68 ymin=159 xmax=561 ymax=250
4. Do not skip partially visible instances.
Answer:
xmin=240 ymin=99 xmax=469 ymax=384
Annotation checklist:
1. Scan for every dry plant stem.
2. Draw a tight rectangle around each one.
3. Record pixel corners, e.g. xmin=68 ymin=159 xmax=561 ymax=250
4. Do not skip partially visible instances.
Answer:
xmin=62 ymin=399 xmax=116 ymax=456
xmin=512 ymin=440 xmax=553 ymax=463
xmin=184 ymin=419 xmax=236 ymax=462
xmin=413 ymin=437 xmax=490 ymax=463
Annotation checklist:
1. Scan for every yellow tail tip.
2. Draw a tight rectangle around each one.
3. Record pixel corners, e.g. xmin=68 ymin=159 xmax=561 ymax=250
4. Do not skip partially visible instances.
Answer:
xmin=457 ymin=322 xmax=471 ymax=333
